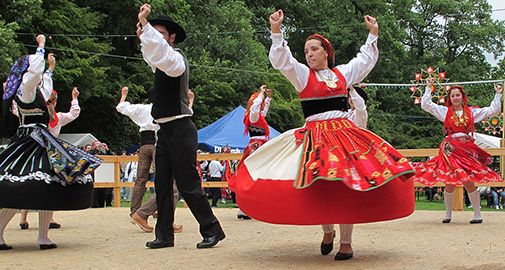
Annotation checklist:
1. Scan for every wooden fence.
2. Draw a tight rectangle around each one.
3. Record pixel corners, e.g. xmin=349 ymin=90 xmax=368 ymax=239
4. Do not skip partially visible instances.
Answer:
xmin=96 ymin=148 xmax=505 ymax=208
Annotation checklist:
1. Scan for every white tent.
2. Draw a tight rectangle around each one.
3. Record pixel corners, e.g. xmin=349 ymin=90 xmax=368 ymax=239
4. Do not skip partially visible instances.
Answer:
xmin=474 ymin=132 xmax=501 ymax=148
xmin=59 ymin=133 xmax=98 ymax=147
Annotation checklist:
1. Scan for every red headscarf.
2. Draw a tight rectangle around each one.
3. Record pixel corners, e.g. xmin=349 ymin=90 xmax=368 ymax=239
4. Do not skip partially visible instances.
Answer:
xmin=443 ymin=86 xmax=474 ymax=135
xmin=47 ymin=89 xmax=59 ymax=128
xmin=306 ymin=34 xmax=335 ymax=67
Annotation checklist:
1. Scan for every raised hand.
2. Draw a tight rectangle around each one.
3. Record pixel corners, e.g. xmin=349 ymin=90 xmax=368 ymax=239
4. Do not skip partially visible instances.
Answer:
xmin=36 ymin=34 xmax=46 ymax=48
xmin=426 ymin=78 xmax=435 ymax=88
xmin=47 ymin=53 xmax=56 ymax=72
xmin=72 ymin=87 xmax=79 ymax=100
xmin=495 ymin=84 xmax=503 ymax=94
xmin=266 ymin=88 xmax=273 ymax=98
xmin=121 ymin=86 xmax=128 ymax=96
xmin=138 ymin=3 xmax=151 ymax=26
xmin=269 ymin=9 xmax=284 ymax=33
xmin=120 ymin=86 xmax=128 ymax=103
xmin=259 ymin=85 xmax=267 ymax=94
xmin=364 ymin=15 xmax=379 ymax=36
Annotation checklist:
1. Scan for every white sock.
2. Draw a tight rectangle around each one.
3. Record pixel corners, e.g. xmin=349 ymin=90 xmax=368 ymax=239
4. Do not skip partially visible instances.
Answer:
xmin=468 ymin=190 xmax=482 ymax=220
xmin=0 ymin=209 xmax=17 ymax=244
xmin=37 ymin=210 xmax=54 ymax=245
xmin=322 ymin=224 xmax=335 ymax=234
xmin=443 ymin=191 xmax=454 ymax=219
xmin=339 ymin=224 xmax=354 ymax=244
xmin=237 ymin=209 xmax=246 ymax=216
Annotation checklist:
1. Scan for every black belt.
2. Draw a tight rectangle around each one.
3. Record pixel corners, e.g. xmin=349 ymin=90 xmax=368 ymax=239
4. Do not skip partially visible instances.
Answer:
xmin=140 ymin=130 xmax=156 ymax=145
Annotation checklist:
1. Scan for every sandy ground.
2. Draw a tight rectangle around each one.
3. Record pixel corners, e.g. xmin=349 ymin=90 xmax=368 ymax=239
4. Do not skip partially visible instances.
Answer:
xmin=0 ymin=208 xmax=504 ymax=270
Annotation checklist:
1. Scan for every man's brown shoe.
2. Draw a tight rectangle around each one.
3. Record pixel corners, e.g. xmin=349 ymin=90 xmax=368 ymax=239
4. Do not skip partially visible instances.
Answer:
xmin=131 ymin=213 xmax=154 ymax=233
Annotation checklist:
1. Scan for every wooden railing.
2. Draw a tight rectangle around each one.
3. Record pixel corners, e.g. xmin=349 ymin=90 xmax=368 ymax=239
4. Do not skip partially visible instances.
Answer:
xmin=96 ymin=147 xmax=505 ymax=208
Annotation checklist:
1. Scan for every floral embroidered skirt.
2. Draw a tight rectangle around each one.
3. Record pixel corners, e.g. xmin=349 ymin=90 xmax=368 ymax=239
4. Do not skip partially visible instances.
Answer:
xmin=229 ymin=118 xmax=415 ymax=225
xmin=0 ymin=124 xmax=101 ymax=210
xmin=413 ymin=134 xmax=503 ymax=186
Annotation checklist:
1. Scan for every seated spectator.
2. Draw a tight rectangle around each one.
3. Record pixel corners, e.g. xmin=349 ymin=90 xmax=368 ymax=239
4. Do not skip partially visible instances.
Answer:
xmin=424 ymin=187 xmax=435 ymax=202
xmin=477 ymin=187 xmax=492 ymax=208
xmin=491 ymin=187 xmax=505 ymax=209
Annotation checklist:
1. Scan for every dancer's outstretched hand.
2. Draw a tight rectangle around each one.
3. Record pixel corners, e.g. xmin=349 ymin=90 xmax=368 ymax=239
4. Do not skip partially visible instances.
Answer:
xmin=47 ymin=53 xmax=56 ymax=72
xmin=121 ymin=86 xmax=128 ymax=97
xmin=364 ymin=15 xmax=379 ymax=36
xmin=269 ymin=9 xmax=284 ymax=33
xmin=259 ymin=85 xmax=267 ymax=94
xmin=266 ymin=88 xmax=273 ymax=98
xmin=495 ymin=84 xmax=503 ymax=94
xmin=37 ymin=34 xmax=46 ymax=48
xmin=138 ymin=3 xmax=151 ymax=26
xmin=426 ymin=78 xmax=435 ymax=88
xmin=72 ymin=87 xmax=79 ymax=100
xmin=120 ymin=86 xmax=128 ymax=103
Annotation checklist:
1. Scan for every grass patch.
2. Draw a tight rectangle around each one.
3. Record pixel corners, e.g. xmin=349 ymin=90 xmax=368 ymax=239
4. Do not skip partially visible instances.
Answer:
xmin=112 ymin=189 xmax=505 ymax=212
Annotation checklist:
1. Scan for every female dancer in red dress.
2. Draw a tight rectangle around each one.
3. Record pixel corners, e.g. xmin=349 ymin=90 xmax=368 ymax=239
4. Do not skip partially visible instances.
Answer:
xmin=413 ymin=80 xmax=503 ymax=223
xmin=229 ymin=85 xmax=272 ymax=219
xmin=230 ymin=10 xmax=415 ymax=260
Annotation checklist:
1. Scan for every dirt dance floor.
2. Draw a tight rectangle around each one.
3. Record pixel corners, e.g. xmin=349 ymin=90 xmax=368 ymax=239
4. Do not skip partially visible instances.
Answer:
xmin=1 ymin=208 xmax=504 ymax=270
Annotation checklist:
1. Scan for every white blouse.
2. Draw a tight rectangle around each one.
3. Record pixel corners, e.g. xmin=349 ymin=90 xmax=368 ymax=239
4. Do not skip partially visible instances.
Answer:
xmin=17 ymin=48 xmax=53 ymax=104
xmin=249 ymin=92 xmax=271 ymax=123
xmin=116 ymin=102 xmax=159 ymax=132
xmin=139 ymin=23 xmax=186 ymax=77
xmin=421 ymin=86 xmax=502 ymax=123
xmin=269 ymin=32 xmax=379 ymax=92
xmin=348 ymin=88 xmax=368 ymax=129
xmin=269 ymin=32 xmax=378 ymax=121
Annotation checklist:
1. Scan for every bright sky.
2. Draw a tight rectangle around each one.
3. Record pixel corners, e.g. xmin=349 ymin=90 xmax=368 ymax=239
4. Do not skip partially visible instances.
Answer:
xmin=486 ymin=0 xmax=505 ymax=65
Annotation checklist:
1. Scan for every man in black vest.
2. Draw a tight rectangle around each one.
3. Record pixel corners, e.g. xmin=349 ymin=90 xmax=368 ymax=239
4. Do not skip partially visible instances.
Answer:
xmin=136 ymin=3 xmax=225 ymax=249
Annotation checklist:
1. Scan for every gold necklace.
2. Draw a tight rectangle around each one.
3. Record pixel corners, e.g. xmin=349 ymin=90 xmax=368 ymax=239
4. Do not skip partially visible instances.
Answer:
xmin=316 ymin=69 xmax=337 ymax=88
xmin=452 ymin=110 xmax=468 ymax=127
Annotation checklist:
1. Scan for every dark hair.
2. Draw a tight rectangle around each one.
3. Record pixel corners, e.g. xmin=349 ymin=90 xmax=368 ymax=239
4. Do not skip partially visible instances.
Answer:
xmin=306 ymin=34 xmax=335 ymax=67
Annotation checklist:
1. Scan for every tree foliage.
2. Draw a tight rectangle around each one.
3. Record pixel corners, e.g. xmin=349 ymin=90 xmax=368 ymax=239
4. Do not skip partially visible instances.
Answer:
xmin=1 ymin=0 xmax=504 ymax=151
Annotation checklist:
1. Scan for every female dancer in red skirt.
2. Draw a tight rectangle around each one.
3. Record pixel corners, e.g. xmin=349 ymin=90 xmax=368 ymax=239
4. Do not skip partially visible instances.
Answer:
xmin=230 ymin=85 xmax=272 ymax=220
xmin=413 ymin=80 xmax=503 ymax=224
xmin=229 ymin=10 xmax=415 ymax=260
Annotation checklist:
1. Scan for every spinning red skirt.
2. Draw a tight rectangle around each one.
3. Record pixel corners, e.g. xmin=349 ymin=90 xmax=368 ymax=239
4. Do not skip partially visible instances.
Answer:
xmin=413 ymin=134 xmax=502 ymax=186
xmin=229 ymin=118 xmax=415 ymax=225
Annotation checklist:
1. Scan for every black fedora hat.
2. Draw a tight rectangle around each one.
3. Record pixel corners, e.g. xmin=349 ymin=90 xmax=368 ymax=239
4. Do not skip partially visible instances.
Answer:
xmin=148 ymin=15 xmax=186 ymax=43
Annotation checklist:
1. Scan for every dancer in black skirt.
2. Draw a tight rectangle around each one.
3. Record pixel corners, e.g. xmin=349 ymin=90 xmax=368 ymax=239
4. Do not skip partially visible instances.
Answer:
xmin=0 ymin=35 xmax=101 ymax=250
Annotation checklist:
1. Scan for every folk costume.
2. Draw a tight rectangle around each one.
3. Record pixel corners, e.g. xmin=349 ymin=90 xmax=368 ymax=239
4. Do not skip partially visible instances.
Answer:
xmin=139 ymin=16 xmax=224 ymax=248
xmin=229 ymin=90 xmax=271 ymax=219
xmin=413 ymin=86 xmax=502 ymax=186
xmin=241 ymin=91 xmax=271 ymax=159
xmin=229 ymin=32 xmax=415 ymax=225
xmin=412 ymin=85 xmax=502 ymax=223
xmin=0 ymin=48 xmax=100 ymax=250
xmin=116 ymin=102 xmax=158 ymax=215
xmin=0 ymin=48 xmax=100 ymax=211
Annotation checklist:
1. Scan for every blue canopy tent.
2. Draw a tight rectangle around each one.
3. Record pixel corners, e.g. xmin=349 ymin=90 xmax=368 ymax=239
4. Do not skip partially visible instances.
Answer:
xmin=197 ymin=106 xmax=280 ymax=153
